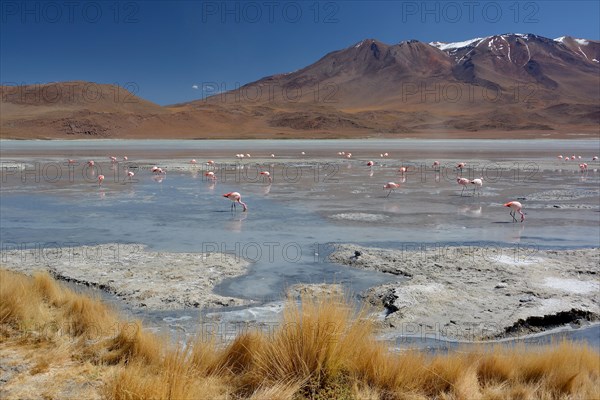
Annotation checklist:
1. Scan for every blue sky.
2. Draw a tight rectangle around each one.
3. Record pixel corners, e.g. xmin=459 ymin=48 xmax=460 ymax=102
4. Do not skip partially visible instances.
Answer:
xmin=1 ymin=1 xmax=599 ymax=105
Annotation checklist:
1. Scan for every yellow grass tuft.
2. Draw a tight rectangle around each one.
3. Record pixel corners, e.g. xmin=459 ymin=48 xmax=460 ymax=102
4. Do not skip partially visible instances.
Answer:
xmin=1 ymin=268 xmax=599 ymax=400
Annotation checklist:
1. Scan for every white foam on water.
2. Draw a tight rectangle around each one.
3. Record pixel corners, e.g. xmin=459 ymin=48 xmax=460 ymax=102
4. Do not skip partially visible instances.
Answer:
xmin=330 ymin=213 xmax=387 ymax=222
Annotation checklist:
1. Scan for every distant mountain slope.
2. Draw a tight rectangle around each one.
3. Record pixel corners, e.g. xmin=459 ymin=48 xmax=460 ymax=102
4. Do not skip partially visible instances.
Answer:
xmin=1 ymin=34 xmax=598 ymax=139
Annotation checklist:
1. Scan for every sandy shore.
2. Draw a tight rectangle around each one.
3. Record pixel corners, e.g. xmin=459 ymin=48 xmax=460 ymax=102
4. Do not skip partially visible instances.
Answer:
xmin=0 ymin=244 xmax=250 ymax=310
xmin=330 ymin=244 xmax=600 ymax=340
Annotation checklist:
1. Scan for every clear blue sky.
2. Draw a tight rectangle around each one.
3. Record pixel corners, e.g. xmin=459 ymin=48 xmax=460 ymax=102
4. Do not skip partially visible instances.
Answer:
xmin=1 ymin=1 xmax=598 ymax=105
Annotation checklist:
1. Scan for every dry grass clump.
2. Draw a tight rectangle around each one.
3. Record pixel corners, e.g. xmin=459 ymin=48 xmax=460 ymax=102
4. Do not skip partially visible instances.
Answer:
xmin=1 ymin=268 xmax=599 ymax=400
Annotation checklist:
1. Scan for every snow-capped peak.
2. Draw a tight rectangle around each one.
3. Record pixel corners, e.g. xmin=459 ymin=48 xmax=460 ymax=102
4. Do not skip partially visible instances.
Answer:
xmin=554 ymin=36 xmax=590 ymax=46
xmin=354 ymin=39 xmax=375 ymax=49
xmin=429 ymin=37 xmax=484 ymax=51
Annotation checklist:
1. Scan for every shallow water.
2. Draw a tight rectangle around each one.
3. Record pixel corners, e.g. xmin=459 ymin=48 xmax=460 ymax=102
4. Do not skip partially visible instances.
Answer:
xmin=1 ymin=139 xmax=599 ymax=345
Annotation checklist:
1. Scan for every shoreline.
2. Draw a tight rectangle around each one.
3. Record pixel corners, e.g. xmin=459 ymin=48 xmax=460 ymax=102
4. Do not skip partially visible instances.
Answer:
xmin=2 ymin=242 xmax=599 ymax=344
xmin=329 ymin=244 xmax=600 ymax=340
xmin=0 ymin=244 xmax=251 ymax=310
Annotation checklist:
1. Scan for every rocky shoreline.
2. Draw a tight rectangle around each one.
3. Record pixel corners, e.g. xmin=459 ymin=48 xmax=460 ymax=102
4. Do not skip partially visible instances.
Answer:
xmin=0 ymin=244 xmax=250 ymax=310
xmin=329 ymin=244 xmax=600 ymax=340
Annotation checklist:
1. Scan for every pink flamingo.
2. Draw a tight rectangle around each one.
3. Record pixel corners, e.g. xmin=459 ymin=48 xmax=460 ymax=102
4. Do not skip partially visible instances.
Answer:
xmin=504 ymin=201 xmax=525 ymax=222
xmin=557 ymin=155 xmax=563 ymax=159
xmin=383 ymin=182 xmax=400 ymax=197
xmin=593 ymin=156 xmax=598 ymax=161
xmin=123 ymin=156 xmax=128 ymax=161
xmin=190 ymin=159 xmax=197 ymax=164
xmin=223 ymin=192 xmax=248 ymax=212
xmin=271 ymin=154 xmax=276 ymax=158
xmin=367 ymin=161 xmax=374 ymax=167
xmin=384 ymin=153 xmax=389 ymax=157
xmin=206 ymin=160 xmax=215 ymax=166
xmin=432 ymin=161 xmax=440 ymax=171
xmin=98 ymin=175 xmax=105 ymax=186
xmin=398 ymin=166 xmax=408 ymax=175
xmin=87 ymin=160 xmax=95 ymax=167
xmin=457 ymin=177 xmax=470 ymax=196
xmin=380 ymin=153 xmax=384 ymax=158
xmin=110 ymin=156 xmax=117 ymax=163
xmin=470 ymin=177 xmax=483 ymax=196
xmin=456 ymin=162 xmax=466 ymax=175
xmin=127 ymin=171 xmax=135 ymax=180
xmin=260 ymin=171 xmax=272 ymax=183
xmin=205 ymin=171 xmax=217 ymax=180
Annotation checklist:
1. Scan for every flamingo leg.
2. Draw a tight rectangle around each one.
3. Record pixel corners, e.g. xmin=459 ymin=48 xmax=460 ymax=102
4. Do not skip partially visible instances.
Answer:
xmin=460 ymin=186 xmax=465 ymax=197
xmin=510 ymin=211 xmax=517 ymax=222
xmin=386 ymin=189 xmax=392 ymax=198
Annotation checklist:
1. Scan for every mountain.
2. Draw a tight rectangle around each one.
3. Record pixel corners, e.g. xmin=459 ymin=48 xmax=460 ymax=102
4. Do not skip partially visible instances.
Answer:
xmin=1 ymin=34 xmax=599 ymax=139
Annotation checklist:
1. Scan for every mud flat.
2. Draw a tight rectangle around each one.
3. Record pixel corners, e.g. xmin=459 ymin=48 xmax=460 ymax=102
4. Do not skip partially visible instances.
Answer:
xmin=330 ymin=244 xmax=600 ymax=340
xmin=0 ymin=244 xmax=250 ymax=310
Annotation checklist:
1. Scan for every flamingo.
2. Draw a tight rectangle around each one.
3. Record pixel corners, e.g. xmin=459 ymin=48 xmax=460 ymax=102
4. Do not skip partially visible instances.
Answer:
xmin=504 ymin=201 xmax=525 ymax=222
xmin=456 ymin=162 xmax=466 ymax=175
xmin=367 ymin=161 xmax=374 ymax=167
xmin=127 ymin=171 xmax=135 ymax=180
xmin=380 ymin=154 xmax=384 ymax=158
xmin=67 ymin=159 xmax=76 ymax=164
xmin=432 ymin=160 xmax=440 ymax=170
xmin=205 ymin=171 xmax=217 ymax=180
xmin=190 ymin=159 xmax=197 ymax=164
xmin=383 ymin=182 xmax=400 ymax=197
xmin=123 ymin=156 xmax=128 ymax=161
xmin=271 ymin=154 xmax=275 ymax=158
xmin=87 ymin=160 xmax=95 ymax=167
xmin=152 ymin=167 xmax=165 ymax=175
xmin=384 ymin=153 xmax=389 ymax=157
xmin=110 ymin=156 xmax=117 ymax=163
xmin=470 ymin=177 xmax=483 ymax=196
xmin=346 ymin=153 xmax=352 ymax=159
xmin=593 ymin=156 xmax=598 ymax=161
xmin=301 ymin=152 xmax=306 ymax=156
xmin=246 ymin=154 xmax=251 ymax=158
xmin=223 ymin=192 xmax=248 ymax=212
xmin=557 ymin=155 xmax=563 ymax=159
xmin=457 ymin=177 xmax=470 ymax=196
xmin=206 ymin=160 xmax=215 ymax=165
xmin=398 ymin=166 xmax=408 ymax=175
xmin=98 ymin=175 xmax=105 ymax=186
xmin=260 ymin=171 xmax=272 ymax=183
